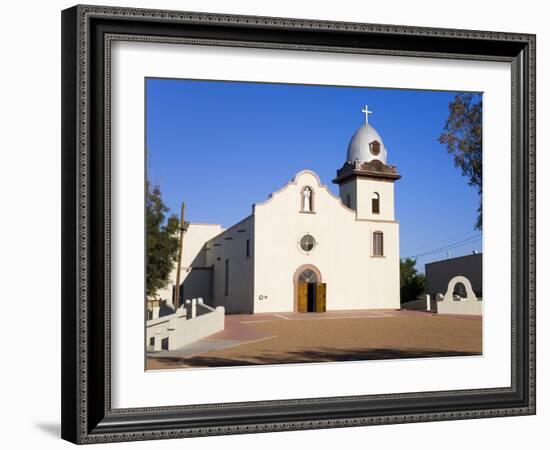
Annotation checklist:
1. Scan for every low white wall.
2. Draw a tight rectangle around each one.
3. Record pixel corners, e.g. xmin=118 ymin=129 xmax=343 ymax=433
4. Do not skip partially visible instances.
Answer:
xmin=437 ymin=298 xmax=483 ymax=316
xmin=146 ymin=299 xmax=225 ymax=351
xmin=436 ymin=275 xmax=483 ymax=316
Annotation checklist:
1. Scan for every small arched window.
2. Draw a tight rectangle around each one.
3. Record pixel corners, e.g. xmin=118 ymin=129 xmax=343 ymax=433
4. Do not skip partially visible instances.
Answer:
xmin=372 ymin=192 xmax=380 ymax=214
xmin=346 ymin=194 xmax=351 ymax=208
xmin=301 ymin=186 xmax=314 ymax=213
xmin=373 ymin=231 xmax=384 ymax=256
xmin=298 ymin=269 xmax=318 ymax=283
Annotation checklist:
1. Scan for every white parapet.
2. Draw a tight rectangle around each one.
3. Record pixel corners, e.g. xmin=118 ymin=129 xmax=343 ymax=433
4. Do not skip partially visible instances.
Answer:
xmin=146 ymin=305 xmax=225 ymax=351
xmin=437 ymin=276 xmax=482 ymax=316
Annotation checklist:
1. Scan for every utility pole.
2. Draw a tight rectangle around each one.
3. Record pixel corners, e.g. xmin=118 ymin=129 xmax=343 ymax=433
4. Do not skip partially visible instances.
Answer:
xmin=173 ymin=202 xmax=185 ymax=310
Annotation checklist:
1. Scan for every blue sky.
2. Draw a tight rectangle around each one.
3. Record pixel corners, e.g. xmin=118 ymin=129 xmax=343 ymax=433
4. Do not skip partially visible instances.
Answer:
xmin=146 ymin=78 xmax=482 ymax=270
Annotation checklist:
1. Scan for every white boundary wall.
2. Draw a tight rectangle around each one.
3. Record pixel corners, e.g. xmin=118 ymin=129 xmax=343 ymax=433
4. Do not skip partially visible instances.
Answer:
xmin=146 ymin=300 xmax=225 ymax=351
xmin=437 ymin=276 xmax=483 ymax=316
xmin=437 ymin=297 xmax=483 ymax=316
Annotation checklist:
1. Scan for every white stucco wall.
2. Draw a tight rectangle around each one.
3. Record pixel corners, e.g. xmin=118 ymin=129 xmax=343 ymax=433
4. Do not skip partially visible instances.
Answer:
xmin=183 ymin=223 xmax=225 ymax=267
xmin=206 ymin=216 xmax=255 ymax=313
xmin=156 ymin=223 xmax=224 ymax=305
xmin=253 ymin=170 xmax=400 ymax=313
xmin=339 ymin=177 xmax=396 ymax=221
xmin=338 ymin=180 xmax=357 ymax=210
xmin=179 ymin=268 xmax=213 ymax=305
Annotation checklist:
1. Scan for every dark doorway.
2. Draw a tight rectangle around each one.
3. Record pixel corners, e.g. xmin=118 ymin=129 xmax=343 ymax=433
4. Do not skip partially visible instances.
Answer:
xmin=296 ymin=267 xmax=326 ymax=313
xmin=307 ymin=283 xmax=316 ymax=312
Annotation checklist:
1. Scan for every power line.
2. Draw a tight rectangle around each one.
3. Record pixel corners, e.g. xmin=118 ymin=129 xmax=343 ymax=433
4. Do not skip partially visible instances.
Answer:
xmin=410 ymin=236 xmax=482 ymax=260
xmin=401 ymin=230 xmax=479 ymax=254
xmin=403 ymin=234 xmax=482 ymax=260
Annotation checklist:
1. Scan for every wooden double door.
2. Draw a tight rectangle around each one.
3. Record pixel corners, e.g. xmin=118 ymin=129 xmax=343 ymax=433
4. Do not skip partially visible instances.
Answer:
xmin=297 ymin=282 xmax=326 ymax=313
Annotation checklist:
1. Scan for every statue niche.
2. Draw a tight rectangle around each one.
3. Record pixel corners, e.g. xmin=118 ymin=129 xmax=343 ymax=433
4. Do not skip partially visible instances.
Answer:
xmin=301 ymin=186 xmax=314 ymax=213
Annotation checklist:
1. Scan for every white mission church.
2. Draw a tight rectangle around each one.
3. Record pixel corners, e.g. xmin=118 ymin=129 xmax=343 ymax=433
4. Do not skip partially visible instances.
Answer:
xmin=159 ymin=107 xmax=401 ymax=314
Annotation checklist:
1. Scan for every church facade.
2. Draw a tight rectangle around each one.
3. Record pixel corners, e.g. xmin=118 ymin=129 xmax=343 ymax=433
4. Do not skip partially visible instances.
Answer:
xmin=159 ymin=109 xmax=402 ymax=314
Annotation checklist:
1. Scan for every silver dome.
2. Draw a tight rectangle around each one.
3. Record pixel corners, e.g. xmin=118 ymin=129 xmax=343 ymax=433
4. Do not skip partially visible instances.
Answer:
xmin=346 ymin=123 xmax=388 ymax=164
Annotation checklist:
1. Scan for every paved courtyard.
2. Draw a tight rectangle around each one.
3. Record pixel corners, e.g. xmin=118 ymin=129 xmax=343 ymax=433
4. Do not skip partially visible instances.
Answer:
xmin=146 ymin=309 xmax=482 ymax=370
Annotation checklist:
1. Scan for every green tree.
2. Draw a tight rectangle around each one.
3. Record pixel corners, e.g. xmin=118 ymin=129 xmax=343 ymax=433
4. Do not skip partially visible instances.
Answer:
xmin=146 ymin=181 xmax=180 ymax=299
xmin=439 ymin=93 xmax=483 ymax=230
xmin=400 ymin=258 xmax=426 ymax=304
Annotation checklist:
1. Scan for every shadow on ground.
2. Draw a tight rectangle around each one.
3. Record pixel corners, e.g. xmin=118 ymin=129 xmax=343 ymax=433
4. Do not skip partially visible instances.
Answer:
xmin=148 ymin=347 xmax=481 ymax=369
xmin=35 ymin=422 xmax=60 ymax=438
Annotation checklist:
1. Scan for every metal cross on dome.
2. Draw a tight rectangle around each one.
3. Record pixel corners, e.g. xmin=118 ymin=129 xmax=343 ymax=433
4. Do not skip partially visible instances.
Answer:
xmin=361 ymin=105 xmax=373 ymax=124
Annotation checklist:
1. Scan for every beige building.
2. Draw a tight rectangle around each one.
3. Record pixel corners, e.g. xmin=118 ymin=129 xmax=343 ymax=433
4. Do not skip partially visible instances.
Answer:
xmin=159 ymin=109 xmax=401 ymax=314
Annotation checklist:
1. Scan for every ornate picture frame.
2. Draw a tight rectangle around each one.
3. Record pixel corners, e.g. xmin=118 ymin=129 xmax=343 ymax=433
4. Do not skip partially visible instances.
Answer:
xmin=61 ymin=4 xmax=536 ymax=444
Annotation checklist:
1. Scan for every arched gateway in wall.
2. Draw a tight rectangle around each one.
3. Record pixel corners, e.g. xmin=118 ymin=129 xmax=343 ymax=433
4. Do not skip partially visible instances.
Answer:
xmin=293 ymin=264 xmax=326 ymax=313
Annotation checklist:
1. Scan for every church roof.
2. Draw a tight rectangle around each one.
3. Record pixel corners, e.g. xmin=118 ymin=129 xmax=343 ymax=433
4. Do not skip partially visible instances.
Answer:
xmin=346 ymin=123 xmax=388 ymax=164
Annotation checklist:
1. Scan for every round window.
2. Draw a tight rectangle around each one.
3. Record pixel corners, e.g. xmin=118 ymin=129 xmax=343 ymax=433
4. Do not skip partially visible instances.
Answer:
xmin=299 ymin=234 xmax=316 ymax=252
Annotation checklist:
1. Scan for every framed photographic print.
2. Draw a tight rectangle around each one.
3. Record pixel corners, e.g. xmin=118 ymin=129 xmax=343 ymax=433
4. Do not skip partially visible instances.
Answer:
xmin=61 ymin=4 xmax=536 ymax=444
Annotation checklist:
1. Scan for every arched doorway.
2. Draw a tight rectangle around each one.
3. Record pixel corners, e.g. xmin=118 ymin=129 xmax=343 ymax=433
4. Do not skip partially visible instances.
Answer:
xmin=293 ymin=265 xmax=326 ymax=313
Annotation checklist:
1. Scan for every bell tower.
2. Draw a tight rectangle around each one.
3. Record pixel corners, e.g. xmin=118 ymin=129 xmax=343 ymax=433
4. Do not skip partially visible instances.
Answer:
xmin=333 ymin=106 xmax=401 ymax=220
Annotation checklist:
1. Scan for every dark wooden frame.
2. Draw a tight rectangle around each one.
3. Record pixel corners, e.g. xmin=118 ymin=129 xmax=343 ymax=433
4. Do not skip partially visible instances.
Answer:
xmin=61 ymin=4 xmax=536 ymax=444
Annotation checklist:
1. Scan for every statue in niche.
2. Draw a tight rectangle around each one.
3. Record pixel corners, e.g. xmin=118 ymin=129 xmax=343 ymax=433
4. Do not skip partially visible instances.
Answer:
xmin=302 ymin=187 xmax=313 ymax=212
